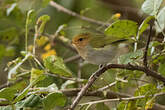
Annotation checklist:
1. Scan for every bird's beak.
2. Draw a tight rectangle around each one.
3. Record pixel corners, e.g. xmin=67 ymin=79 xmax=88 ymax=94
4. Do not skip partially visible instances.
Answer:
xmin=72 ymin=43 xmax=76 ymax=48
xmin=71 ymin=40 xmax=76 ymax=47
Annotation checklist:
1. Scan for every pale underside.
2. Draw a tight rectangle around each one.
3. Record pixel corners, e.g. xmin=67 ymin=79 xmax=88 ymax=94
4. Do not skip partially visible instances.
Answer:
xmin=78 ymin=44 xmax=118 ymax=65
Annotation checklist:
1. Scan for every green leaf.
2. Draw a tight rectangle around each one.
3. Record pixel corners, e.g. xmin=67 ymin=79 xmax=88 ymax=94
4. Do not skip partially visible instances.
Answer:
xmin=0 ymin=27 xmax=19 ymax=42
xmin=35 ymin=75 xmax=56 ymax=87
xmin=134 ymin=84 xmax=157 ymax=108
xmin=36 ymin=15 xmax=50 ymax=34
xmin=141 ymin=0 xmax=163 ymax=15
xmin=138 ymin=16 xmax=155 ymax=38
xmin=30 ymin=68 xmax=44 ymax=83
xmin=61 ymin=80 xmax=75 ymax=90
xmin=46 ymin=83 xmax=59 ymax=92
xmin=43 ymin=92 xmax=67 ymax=110
xmin=118 ymin=50 xmax=143 ymax=64
xmin=13 ymin=75 xmax=45 ymax=103
xmin=44 ymin=55 xmax=72 ymax=77
xmin=155 ymin=7 xmax=165 ymax=32
xmin=96 ymin=103 xmax=109 ymax=110
xmin=0 ymin=88 xmax=17 ymax=101
xmin=0 ymin=45 xmax=5 ymax=61
xmin=13 ymin=84 xmax=31 ymax=103
xmin=16 ymin=95 xmax=42 ymax=108
xmin=145 ymin=98 xmax=155 ymax=110
xmin=117 ymin=101 xmax=137 ymax=110
xmin=135 ymin=84 xmax=157 ymax=96
xmin=0 ymin=106 xmax=12 ymax=110
xmin=8 ymin=52 xmax=32 ymax=79
xmin=150 ymin=41 xmax=161 ymax=47
xmin=158 ymin=62 xmax=165 ymax=76
xmin=104 ymin=20 xmax=138 ymax=39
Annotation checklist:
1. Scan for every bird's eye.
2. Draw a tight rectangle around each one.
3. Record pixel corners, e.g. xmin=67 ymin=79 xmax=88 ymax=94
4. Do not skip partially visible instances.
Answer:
xmin=78 ymin=38 xmax=83 ymax=41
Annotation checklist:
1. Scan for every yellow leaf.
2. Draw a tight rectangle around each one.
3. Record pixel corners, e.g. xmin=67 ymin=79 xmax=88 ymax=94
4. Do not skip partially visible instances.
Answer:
xmin=36 ymin=36 xmax=49 ymax=47
xmin=44 ymin=44 xmax=51 ymax=51
xmin=41 ymin=49 xmax=56 ymax=59
xmin=145 ymin=98 xmax=155 ymax=110
xmin=30 ymin=68 xmax=44 ymax=83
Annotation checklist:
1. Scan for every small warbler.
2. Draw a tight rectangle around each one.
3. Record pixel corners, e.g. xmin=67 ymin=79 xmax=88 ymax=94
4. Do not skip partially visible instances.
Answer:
xmin=72 ymin=33 xmax=128 ymax=65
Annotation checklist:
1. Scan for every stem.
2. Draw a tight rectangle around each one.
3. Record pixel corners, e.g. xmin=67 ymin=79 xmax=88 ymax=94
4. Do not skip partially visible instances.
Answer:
xmin=80 ymin=96 xmax=145 ymax=106
xmin=33 ymin=25 xmax=38 ymax=55
xmin=143 ymin=25 xmax=152 ymax=67
xmin=25 ymin=10 xmax=33 ymax=52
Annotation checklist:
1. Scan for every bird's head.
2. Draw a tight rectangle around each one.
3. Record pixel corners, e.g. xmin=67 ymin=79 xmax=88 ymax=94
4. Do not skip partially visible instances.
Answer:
xmin=72 ymin=33 xmax=91 ymax=49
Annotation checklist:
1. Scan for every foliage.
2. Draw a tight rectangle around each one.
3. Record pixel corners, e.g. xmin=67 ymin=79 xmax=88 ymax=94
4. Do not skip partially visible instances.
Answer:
xmin=0 ymin=0 xmax=165 ymax=110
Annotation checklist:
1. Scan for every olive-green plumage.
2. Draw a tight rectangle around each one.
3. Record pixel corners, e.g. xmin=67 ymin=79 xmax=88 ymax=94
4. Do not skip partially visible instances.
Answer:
xmin=72 ymin=32 xmax=128 ymax=64
xmin=79 ymin=33 xmax=126 ymax=48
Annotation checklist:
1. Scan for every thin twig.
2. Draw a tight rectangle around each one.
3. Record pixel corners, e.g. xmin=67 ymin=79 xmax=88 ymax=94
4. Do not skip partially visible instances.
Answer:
xmin=64 ymin=55 xmax=81 ymax=63
xmin=143 ymin=25 xmax=152 ymax=67
xmin=68 ymin=63 xmax=165 ymax=110
xmin=79 ymin=92 xmax=165 ymax=106
xmin=45 ymin=73 xmax=85 ymax=83
xmin=54 ymin=38 xmax=77 ymax=53
xmin=79 ymin=95 xmax=145 ymax=106
xmin=61 ymin=88 xmax=131 ymax=98
xmin=91 ymin=81 xmax=117 ymax=93
xmin=49 ymin=1 xmax=109 ymax=26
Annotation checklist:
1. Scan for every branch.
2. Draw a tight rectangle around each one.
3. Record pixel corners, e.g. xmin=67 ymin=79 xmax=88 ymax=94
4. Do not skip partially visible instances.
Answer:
xmin=80 ymin=95 xmax=145 ymax=106
xmin=92 ymin=81 xmax=117 ymax=92
xmin=79 ymin=92 xmax=165 ymax=108
xmin=68 ymin=66 xmax=106 ymax=110
xmin=45 ymin=73 xmax=84 ymax=83
xmin=64 ymin=55 xmax=81 ymax=63
xmin=143 ymin=25 xmax=152 ymax=67
xmin=69 ymin=64 xmax=165 ymax=110
xmin=49 ymin=1 xmax=109 ymax=26
xmin=61 ymin=88 xmax=130 ymax=98
xmin=53 ymin=38 xmax=77 ymax=53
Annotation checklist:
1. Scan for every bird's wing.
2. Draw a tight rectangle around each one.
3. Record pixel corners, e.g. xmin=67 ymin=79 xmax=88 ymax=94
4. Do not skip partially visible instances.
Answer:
xmin=90 ymin=34 xmax=127 ymax=48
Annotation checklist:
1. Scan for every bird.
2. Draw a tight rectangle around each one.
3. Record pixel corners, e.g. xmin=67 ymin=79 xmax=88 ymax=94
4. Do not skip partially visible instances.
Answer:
xmin=72 ymin=32 xmax=128 ymax=65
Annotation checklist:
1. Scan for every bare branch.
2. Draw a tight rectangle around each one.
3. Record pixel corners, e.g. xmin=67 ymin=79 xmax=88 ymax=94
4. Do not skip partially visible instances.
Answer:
xmin=49 ymin=1 xmax=109 ymax=26
xmin=91 ymin=81 xmax=117 ymax=93
xmin=79 ymin=92 xmax=165 ymax=107
xmin=61 ymin=88 xmax=130 ymax=98
xmin=68 ymin=63 xmax=165 ymax=110
xmin=143 ymin=25 xmax=152 ymax=67
xmin=45 ymin=73 xmax=84 ymax=83
xmin=79 ymin=95 xmax=145 ymax=106
xmin=64 ymin=55 xmax=81 ymax=63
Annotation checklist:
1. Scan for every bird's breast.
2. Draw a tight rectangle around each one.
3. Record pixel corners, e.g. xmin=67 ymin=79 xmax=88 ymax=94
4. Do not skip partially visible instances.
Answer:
xmin=84 ymin=45 xmax=118 ymax=64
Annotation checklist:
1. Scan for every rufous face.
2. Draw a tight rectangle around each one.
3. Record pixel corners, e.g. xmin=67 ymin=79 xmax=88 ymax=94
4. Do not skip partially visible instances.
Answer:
xmin=72 ymin=33 xmax=91 ymax=49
